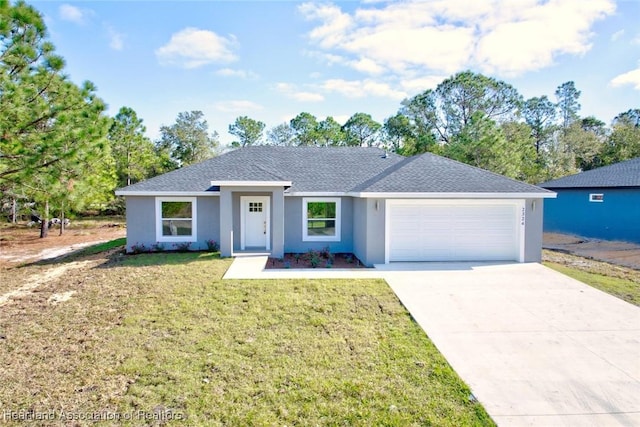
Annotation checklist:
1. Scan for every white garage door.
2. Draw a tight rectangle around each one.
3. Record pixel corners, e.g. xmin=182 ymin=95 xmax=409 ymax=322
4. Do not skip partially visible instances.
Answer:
xmin=388 ymin=201 xmax=521 ymax=262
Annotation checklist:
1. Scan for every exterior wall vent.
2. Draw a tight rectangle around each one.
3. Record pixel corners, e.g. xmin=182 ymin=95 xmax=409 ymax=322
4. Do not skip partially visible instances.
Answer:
xmin=589 ymin=193 xmax=604 ymax=202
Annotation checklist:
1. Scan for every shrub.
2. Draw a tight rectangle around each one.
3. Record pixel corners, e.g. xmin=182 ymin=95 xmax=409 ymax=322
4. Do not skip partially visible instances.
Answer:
xmin=320 ymin=246 xmax=331 ymax=259
xmin=173 ymin=242 xmax=191 ymax=252
xmin=206 ymin=239 xmax=220 ymax=252
xmin=309 ymin=251 xmax=321 ymax=268
xmin=130 ymin=242 xmax=147 ymax=254
xmin=152 ymin=242 xmax=165 ymax=252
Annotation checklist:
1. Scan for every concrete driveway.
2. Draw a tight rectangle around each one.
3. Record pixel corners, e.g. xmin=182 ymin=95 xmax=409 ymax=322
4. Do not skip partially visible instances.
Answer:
xmin=382 ymin=262 xmax=640 ymax=426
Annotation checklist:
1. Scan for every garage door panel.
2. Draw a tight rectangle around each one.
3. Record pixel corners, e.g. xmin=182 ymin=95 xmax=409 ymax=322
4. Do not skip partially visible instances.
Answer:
xmin=389 ymin=201 xmax=520 ymax=262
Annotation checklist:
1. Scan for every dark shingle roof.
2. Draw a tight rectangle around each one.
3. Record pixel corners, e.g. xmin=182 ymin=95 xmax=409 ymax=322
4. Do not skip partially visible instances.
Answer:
xmin=539 ymin=157 xmax=640 ymax=189
xmin=117 ymin=146 xmax=551 ymax=194
xmin=118 ymin=146 xmax=404 ymax=193
xmin=354 ymin=152 xmax=551 ymax=193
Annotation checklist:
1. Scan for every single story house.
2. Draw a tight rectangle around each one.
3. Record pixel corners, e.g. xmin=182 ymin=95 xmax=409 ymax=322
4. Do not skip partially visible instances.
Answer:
xmin=115 ymin=146 xmax=555 ymax=265
xmin=539 ymin=157 xmax=640 ymax=243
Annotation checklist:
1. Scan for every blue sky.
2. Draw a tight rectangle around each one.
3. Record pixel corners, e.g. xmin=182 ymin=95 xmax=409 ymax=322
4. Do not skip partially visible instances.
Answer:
xmin=30 ymin=0 xmax=640 ymax=146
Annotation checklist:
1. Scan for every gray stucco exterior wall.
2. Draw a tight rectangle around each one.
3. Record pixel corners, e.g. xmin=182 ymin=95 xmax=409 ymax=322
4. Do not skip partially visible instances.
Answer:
xmin=272 ymin=190 xmax=285 ymax=257
xmin=125 ymin=196 xmax=155 ymax=252
xmin=124 ymin=195 xmax=219 ymax=252
xmin=283 ymin=196 xmax=354 ymax=254
xmin=352 ymin=198 xmax=367 ymax=264
xmin=365 ymin=199 xmax=387 ymax=265
xmin=524 ymin=198 xmax=544 ymax=262
xmin=219 ymin=189 xmax=233 ymax=256
xmin=198 ymin=197 xmax=220 ymax=249
xmin=352 ymin=198 xmax=386 ymax=267
xmin=124 ymin=194 xmax=545 ymax=263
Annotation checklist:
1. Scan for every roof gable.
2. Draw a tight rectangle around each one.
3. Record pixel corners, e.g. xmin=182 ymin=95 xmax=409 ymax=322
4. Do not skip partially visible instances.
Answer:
xmin=539 ymin=157 xmax=640 ymax=188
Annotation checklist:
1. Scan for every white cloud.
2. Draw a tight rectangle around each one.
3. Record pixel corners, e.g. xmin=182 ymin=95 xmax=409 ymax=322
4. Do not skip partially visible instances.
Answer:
xmin=349 ymin=57 xmax=385 ymax=74
xmin=322 ymin=79 xmax=407 ymax=100
xmin=275 ymin=82 xmax=295 ymax=92
xmin=303 ymin=49 xmax=346 ymax=66
xmin=299 ymin=0 xmax=615 ymax=77
xmin=611 ymin=30 xmax=624 ymax=41
xmin=216 ymin=68 xmax=259 ymax=79
xmin=59 ymin=4 xmax=92 ymax=25
xmin=292 ymin=92 xmax=325 ymax=102
xmin=299 ymin=3 xmax=353 ymax=49
xmin=275 ymin=82 xmax=325 ymax=102
xmin=156 ymin=27 xmax=238 ymax=69
xmin=214 ymin=100 xmax=263 ymax=113
xmin=106 ymin=25 xmax=124 ymax=51
xmin=475 ymin=0 xmax=616 ymax=76
xmin=610 ymin=67 xmax=640 ymax=90
xmin=399 ymin=76 xmax=444 ymax=92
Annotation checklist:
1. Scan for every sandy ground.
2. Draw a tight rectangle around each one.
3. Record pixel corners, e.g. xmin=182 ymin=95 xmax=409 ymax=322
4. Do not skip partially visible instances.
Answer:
xmin=0 ymin=222 xmax=125 ymax=268
xmin=543 ymin=232 xmax=640 ymax=270
xmin=0 ymin=260 xmax=91 ymax=307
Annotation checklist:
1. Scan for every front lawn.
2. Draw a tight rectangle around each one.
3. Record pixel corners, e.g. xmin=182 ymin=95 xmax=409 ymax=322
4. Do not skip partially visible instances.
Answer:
xmin=0 ymin=247 xmax=492 ymax=425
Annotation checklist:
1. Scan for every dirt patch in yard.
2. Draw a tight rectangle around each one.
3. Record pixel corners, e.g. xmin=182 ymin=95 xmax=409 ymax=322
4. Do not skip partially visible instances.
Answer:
xmin=0 ymin=220 xmax=125 ymax=268
xmin=0 ymin=261 xmax=92 ymax=307
xmin=543 ymin=232 xmax=640 ymax=270
xmin=543 ymin=250 xmax=640 ymax=283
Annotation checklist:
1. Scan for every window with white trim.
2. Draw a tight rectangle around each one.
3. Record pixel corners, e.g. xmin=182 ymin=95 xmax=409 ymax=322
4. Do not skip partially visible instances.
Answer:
xmin=589 ymin=193 xmax=604 ymax=202
xmin=156 ymin=197 xmax=197 ymax=242
xmin=302 ymin=197 xmax=341 ymax=242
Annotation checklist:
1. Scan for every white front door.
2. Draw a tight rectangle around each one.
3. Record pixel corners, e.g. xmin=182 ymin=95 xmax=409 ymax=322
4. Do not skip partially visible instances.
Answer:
xmin=241 ymin=196 xmax=270 ymax=250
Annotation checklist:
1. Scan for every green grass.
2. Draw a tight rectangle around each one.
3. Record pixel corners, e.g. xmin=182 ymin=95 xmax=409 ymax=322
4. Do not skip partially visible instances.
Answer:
xmin=0 ymin=252 xmax=493 ymax=426
xmin=545 ymin=262 xmax=640 ymax=306
xmin=76 ymin=237 xmax=127 ymax=256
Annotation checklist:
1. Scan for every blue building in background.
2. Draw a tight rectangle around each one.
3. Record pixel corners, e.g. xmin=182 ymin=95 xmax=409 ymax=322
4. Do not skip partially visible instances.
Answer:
xmin=539 ymin=157 xmax=640 ymax=243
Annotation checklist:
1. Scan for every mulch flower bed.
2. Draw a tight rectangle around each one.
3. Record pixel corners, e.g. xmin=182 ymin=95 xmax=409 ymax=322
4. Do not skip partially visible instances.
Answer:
xmin=265 ymin=251 xmax=369 ymax=269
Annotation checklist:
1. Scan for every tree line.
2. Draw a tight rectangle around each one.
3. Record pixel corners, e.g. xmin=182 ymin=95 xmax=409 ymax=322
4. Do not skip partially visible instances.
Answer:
xmin=231 ymin=76 xmax=639 ymax=185
xmin=1 ymin=1 xmax=639 ymax=236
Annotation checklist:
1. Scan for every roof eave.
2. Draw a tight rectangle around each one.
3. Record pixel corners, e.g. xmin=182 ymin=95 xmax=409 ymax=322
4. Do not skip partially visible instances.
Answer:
xmin=350 ymin=191 xmax=557 ymax=199
xmin=285 ymin=191 xmax=347 ymax=197
xmin=540 ymin=185 xmax=640 ymax=190
xmin=114 ymin=190 xmax=220 ymax=197
xmin=210 ymin=180 xmax=292 ymax=187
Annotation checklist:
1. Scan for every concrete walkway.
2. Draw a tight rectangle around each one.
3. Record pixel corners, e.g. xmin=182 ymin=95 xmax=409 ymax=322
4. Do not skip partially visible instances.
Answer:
xmin=223 ymin=256 xmax=640 ymax=426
